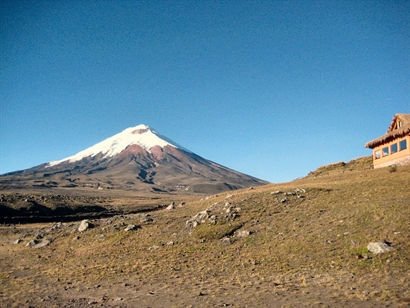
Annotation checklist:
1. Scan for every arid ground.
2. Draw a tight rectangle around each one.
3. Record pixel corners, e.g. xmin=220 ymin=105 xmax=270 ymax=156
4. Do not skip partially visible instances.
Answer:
xmin=1 ymin=157 xmax=409 ymax=307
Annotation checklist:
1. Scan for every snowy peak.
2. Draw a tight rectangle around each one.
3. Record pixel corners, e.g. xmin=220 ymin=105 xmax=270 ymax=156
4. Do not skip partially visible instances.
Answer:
xmin=48 ymin=124 xmax=177 ymax=167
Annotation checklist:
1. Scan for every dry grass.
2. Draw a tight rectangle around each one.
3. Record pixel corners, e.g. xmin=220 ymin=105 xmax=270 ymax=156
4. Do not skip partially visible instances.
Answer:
xmin=0 ymin=156 xmax=409 ymax=307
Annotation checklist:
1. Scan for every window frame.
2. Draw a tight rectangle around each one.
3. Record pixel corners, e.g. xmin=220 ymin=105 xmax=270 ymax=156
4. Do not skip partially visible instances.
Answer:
xmin=399 ymin=139 xmax=407 ymax=151
xmin=390 ymin=143 xmax=398 ymax=154
xmin=382 ymin=147 xmax=389 ymax=157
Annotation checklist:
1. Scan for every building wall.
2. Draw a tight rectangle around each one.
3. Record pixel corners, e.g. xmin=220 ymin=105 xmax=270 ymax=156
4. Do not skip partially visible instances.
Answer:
xmin=372 ymin=135 xmax=410 ymax=168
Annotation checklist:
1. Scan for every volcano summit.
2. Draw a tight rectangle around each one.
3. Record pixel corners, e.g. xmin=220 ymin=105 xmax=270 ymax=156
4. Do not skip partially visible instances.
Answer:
xmin=1 ymin=125 xmax=267 ymax=193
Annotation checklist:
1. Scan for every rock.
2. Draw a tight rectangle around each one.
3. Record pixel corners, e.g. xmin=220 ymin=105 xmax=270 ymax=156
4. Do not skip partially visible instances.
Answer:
xmin=26 ymin=239 xmax=39 ymax=247
xmin=280 ymin=198 xmax=287 ymax=203
xmin=113 ymin=222 xmax=126 ymax=230
xmin=166 ymin=241 xmax=174 ymax=246
xmin=271 ymin=191 xmax=282 ymax=195
xmin=221 ymin=237 xmax=231 ymax=245
xmin=78 ymin=220 xmax=91 ymax=232
xmin=235 ymin=230 xmax=251 ymax=238
xmin=33 ymin=239 xmax=52 ymax=249
xmin=148 ymin=245 xmax=160 ymax=251
xmin=34 ymin=233 xmax=44 ymax=240
xmin=193 ymin=210 xmax=209 ymax=222
xmin=13 ymin=238 xmax=22 ymax=244
xmin=367 ymin=242 xmax=393 ymax=254
xmin=166 ymin=202 xmax=175 ymax=210
xmin=178 ymin=202 xmax=186 ymax=208
xmin=209 ymin=215 xmax=218 ymax=225
xmin=186 ymin=210 xmax=210 ymax=229
xmin=139 ymin=214 xmax=153 ymax=223
xmin=50 ymin=222 xmax=62 ymax=231
xmin=124 ymin=224 xmax=139 ymax=232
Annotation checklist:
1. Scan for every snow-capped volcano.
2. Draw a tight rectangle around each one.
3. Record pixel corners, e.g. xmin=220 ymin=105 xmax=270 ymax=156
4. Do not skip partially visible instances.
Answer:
xmin=1 ymin=125 xmax=267 ymax=194
xmin=48 ymin=124 xmax=177 ymax=167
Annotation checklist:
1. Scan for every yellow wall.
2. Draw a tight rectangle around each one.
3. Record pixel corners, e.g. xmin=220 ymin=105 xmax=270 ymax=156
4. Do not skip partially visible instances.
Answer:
xmin=372 ymin=135 xmax=410 ymax=168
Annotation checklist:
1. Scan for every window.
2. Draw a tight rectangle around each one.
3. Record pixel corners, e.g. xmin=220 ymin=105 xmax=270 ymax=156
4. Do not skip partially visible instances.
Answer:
xmin=382 ymin=147 xmax=389 ymax=157
xmin=399 ymin=139 xmax=407 ymax=151
xmin=391 ymin=143 xmax=398 ymax=154
xmin=375 ymin=150 xmax=381 ymax=159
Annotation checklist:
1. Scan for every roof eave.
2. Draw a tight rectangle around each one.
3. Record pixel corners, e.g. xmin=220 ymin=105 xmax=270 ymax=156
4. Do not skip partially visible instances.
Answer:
xmin=365 ymin=126 xmax=410 ymax=149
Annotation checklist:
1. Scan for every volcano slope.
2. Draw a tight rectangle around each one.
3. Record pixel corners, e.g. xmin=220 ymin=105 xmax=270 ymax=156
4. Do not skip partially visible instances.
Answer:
xmin=0 ymin=156 xmax=409 ymax=307
xmin=0 ymin=125 xmax=266 ymax=194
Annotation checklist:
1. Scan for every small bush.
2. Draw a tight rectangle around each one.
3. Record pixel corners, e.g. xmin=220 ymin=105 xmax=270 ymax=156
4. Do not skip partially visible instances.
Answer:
xmin=388 ymin=165 xmax=397 ymax=173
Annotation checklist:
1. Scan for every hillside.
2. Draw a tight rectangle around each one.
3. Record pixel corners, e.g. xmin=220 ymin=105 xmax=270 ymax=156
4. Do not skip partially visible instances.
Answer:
xmin=0 ymin=156 xmax=409 ymax=307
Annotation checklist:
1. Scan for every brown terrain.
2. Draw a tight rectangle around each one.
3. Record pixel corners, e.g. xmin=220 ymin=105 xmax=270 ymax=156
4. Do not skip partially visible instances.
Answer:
xmin=0 ymin=144 xmax=266 ymax=194
xmin=0 ymin=156 xmax=409 ymax=307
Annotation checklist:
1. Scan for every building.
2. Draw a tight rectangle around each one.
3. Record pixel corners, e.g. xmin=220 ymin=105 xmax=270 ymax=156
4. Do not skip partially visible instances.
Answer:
xmin=365 ymin=113 xmax=410 ymax=169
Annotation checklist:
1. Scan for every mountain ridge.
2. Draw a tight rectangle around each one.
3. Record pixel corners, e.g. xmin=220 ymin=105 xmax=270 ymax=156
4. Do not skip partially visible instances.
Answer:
xmin=0 ymin=125 xmax=267 ymax=194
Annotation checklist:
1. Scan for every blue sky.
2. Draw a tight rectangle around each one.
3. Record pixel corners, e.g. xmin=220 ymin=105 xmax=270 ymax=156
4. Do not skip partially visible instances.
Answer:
xmin=1 ymin=1 xmax=409 ymax=182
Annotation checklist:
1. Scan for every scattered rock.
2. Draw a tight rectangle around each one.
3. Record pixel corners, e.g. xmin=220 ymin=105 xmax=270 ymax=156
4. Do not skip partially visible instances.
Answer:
xmin=186 ymin=210 xmax=210 ymax=229
xmin=209 ymin=215 xmax=218 ymax=225
xmin=235 ymin=230 xmax=251 ymax=238
xmin=186 ymin=219 xmax=198 ymax=230
xmin=124 ymin=224 xmax=140 ymax=232
xmin=139 ymin=214 xmax=153 ymax=223
xmin=13 ymin=238 xmax=22 ymax=244
xmin=221 ymin=237 xmax=231 ymax=245
xmin=32 ymin=239 xmax=52 ymax=249
xmin=78 ymin=220 xmax=91 ymax=232
xmin=194 ymin=210 xmax=210 ymax=222
xmin=50 ymin=222 xmax=62 ymax=231
xmin=34 ymin=233 xmax=44 ymax=240
xmin=26 ymin=239 xmax=39 ymax=247
xmin=113 ymin=222 xmax=126 ymax=230
xmin=367 ymin=242 xmax=393 ymax=254
xmin=225 ymin=206 xmax=240 ymax=221
xmin=166 ymin=202 xmax=175 ymax=210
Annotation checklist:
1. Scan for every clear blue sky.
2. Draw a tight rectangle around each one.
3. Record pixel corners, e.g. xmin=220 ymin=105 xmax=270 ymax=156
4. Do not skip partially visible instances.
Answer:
xmin=1 ymin=1 xmax=409 ymax=182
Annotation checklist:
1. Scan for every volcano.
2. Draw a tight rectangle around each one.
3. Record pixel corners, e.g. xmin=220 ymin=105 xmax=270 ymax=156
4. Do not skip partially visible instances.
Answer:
xmin=0 ymin=125 xmax=267 ymax=194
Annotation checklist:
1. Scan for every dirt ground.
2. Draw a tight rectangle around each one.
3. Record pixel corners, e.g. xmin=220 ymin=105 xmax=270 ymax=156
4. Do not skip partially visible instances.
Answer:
xmin=1 ymin=158 xmax=409 ymax=307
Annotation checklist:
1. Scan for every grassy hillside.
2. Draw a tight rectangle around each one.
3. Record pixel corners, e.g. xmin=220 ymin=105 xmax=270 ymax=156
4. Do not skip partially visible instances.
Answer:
xmin=0 ymin=156 xmax=409 ymax=307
